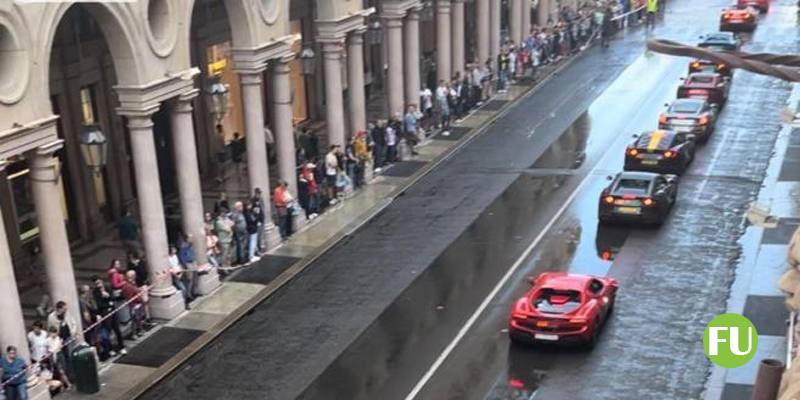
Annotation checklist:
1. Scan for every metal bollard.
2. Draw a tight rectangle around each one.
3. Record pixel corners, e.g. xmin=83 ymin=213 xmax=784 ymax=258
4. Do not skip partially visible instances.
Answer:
xmin=752 ymin=359 xmax=785 ymax=400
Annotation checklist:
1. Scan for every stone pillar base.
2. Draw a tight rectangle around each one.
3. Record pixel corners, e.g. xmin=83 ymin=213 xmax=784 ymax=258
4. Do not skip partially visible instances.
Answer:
xmin=263 ymin=223 xmax=282 ymax=251
xmin=28 ymin=379 xmax=50 ymax=400
xmin=195 ymin=266 xmax=221 ymax=296
xmin=293 ymin=213 xmax=307 ymax=233
xmin=398 ymin=139 xmax=412 ymax=161
xmin=148 ymin=290 xmax=185 ymax=320
xmin=364 ymin=159 xmax=375 ymax=183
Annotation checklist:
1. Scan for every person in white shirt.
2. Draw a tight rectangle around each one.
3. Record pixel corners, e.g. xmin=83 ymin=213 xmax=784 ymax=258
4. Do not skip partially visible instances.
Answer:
xmin=420 ymin=87 xmax=434 ymax=131
xmin=28 ymin=321 xmax=48 ymax=363
xmin=325 ymin=145 xmax=340 ymax=204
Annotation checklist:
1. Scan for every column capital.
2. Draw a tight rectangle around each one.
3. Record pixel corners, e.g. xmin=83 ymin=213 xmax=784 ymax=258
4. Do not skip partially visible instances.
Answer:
xmin=127 ymin=113 xmax=156 ymax=131
xmin=382 ymin=15 xmax=405 ymax=28
xmin=33 ymin=139 xmax=64 ymax=157
xmin=173 ymin=89 xmax=199 ymax=114
xmin=29 ymin=140 xmax=63 ymax=182
xmin=320 ymin=41 xmax=344 ymax=59
xmin=349 ymin=27 xmax=368 ymax=41
xmin=436 ymin=0 xmax=452 ymax=12
xmin=406 ymin=6 xmax=423 ymax=19
xmin=270 ymin=54 xmax=295 ymax=74
xmin=239 ymin=70 xmax=264 ymax=86
xmin=0 ymin=160 xmax=6 ymax=172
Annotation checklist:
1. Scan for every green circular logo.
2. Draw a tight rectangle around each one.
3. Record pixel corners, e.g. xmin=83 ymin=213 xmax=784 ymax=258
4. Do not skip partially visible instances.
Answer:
xmin=703 ymin=313 xmax=759 ymax=368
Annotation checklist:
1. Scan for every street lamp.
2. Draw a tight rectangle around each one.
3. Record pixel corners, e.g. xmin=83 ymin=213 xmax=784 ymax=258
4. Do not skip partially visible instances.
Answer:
xmin=366 ymin=17 xmax=382 ymax=45
xmin=299 ymin=47 xmax=316 ymax=75
xmin=206 ymin=76 xmax=230 ymax=123
xmin=79 ymin=124 xmax=107 ymax=174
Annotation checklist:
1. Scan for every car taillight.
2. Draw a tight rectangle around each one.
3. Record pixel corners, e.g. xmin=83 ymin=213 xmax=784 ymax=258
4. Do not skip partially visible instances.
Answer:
xmin=604 ymin=195 xmax=615 ymax=204
xmin=512 ymin=297 xmax=530 ymax=318
xmin=691 ymin=61 xmax=701 ymax=69
xmin=627 ymin=148 xmax=639 ymax=156
xmin=658 ymin=114 xmax=667 ymax=124
xmin=717 ymin=63 xmax=727 ymax=70
xmin=698 ymin=115 xmax=709 ymax=125
xmin=663 ymin=150 xmax=676 ymax=159
xmin=643 ymin=197 xmax=655 ymax=206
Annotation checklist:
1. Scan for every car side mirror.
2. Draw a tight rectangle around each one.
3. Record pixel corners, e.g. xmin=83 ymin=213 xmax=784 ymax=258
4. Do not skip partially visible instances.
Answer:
xmin=679 ymin=77 xmax=685 ymax=81
xmin=710 ymin=104 xmax=719 ymax=110
xmin=606 ymin=175 xmax=614 ymax=181
xmin=525 ymin=276 xmax=537 ymax=286
xmin=686 ymin=134 xmax=697 ymax=142
xmin=664 ymin=102 xmax=670 ymax=107
xmin=632 ymin=134 xmax=639 ymax=138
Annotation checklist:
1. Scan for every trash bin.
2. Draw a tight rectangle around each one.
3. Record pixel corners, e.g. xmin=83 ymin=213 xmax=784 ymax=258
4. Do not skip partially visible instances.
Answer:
xmin=71 ymin=344 xmax=100 ymax=394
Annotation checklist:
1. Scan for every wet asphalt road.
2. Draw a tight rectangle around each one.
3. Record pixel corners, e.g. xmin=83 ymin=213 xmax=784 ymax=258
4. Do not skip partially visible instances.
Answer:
xmin=141 ymin=1 xmax=798 ymax=400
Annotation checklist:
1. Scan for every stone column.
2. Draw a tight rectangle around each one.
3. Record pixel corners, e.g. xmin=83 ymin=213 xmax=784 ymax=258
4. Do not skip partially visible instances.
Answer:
xmin=29 ymin=141 xmax=80 ymax=325
xmin=0 ymin=162 xmax=46 ymax=397
xmin=347 ymin=29 xmax=367 ymax=134
xmin=404 ymin=8 xmax=422 ymax=107
xmin=127 ymin=113 xmax=184 ymax=319
xmin=521 ymin=0 xmax=531 ymax=39
xmin=451 ymin=0 xmax=465 ymax=76
xmin=170 ymin=91 xmax=220 ymax=295
xmin=271 ymin=55 xmax=306 ymax=231
xmin=490 ymin=0 xmax=501 ymax=60
xmin=476 ymin=0 xmax=490 ymax=64
xmin=384 ymin=15 xmax=405 ymax=118
xmin=239 ymin=70 xmax=282 ymax=250
xmin=436 ymin=0 xmax=452 ymax=82
xmin=320 ymin=41 xmax=347 ymax=148
xmin=0 ymin=162 xmax=30 ymax=358
xmin=510 ymin=0 xmax=522 ymax=45
xmin=537 ymin=0 xmax=549 ymax=26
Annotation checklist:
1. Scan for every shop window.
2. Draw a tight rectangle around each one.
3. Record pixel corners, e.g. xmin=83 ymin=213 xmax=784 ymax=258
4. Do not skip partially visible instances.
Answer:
xmin=7 ymin=158 xmax=37 ymax=241
xmin=207 ymin=41 xmax=245 ymax=145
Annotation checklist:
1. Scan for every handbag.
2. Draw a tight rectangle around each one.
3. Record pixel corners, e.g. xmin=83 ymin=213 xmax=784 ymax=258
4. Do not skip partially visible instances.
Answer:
xmin=289 ymin=201 xmax=301 ymax=216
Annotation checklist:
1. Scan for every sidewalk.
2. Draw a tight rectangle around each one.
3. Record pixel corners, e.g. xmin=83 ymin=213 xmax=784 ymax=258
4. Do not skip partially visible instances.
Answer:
xmin=55 ymin=59 xmax=578 ymax=399
xmin=704 ymin=117 xmax=800 ymax=399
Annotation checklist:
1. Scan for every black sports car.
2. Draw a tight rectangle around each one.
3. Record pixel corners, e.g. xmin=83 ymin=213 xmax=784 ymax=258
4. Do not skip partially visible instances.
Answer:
xmin=598 ymin=172 xmax=678 ymax=225
xmin=658 ymin=98 xmax=717 ymax=143
xmin=624 ymin=130 xmax=695 ymax=175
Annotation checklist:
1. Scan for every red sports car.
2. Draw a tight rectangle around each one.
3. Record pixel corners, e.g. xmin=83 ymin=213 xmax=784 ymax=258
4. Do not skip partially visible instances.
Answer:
xmin=677 ymin=73 xmax=730 ymax=107
xmin=737 ymin=0 xmax=769 ymax=13
xmin=508 ymin=273 xmax=618 ymax=348
xmin=720 ymin=8 xmax=756 ymax=32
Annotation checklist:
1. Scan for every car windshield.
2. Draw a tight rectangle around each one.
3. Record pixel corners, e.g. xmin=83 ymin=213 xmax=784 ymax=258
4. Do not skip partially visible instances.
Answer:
xmin=616 ymin=178 xmax=651 ymax=192
xmin=533 ymin=289 xmax=582 ymax=314
xmin=669 ymin=101 xmax=702 ymax=114
xmin=688 ymin=75 xmax=715 ymax=85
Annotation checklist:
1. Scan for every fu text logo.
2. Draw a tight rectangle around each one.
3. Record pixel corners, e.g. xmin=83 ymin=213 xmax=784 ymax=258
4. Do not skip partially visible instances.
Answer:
xmin=703 ymin=313 xmax=759 ymax=368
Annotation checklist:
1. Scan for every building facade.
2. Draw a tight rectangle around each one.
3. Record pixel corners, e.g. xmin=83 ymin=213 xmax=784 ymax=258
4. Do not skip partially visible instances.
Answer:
xmin=0 ymin=0 xmax=554 ymax=395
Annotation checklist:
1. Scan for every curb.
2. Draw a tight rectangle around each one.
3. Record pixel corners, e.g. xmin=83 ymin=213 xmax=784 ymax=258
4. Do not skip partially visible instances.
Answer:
xmin=122 ymin=45 xmax=591 ymax=400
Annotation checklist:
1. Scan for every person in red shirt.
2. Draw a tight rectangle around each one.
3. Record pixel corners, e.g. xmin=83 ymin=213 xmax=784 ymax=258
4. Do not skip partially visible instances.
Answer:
xmin=107 ymin=259 xmax=125 ymax=292
xmin=120 ymin=271 xmax=145 ymax=337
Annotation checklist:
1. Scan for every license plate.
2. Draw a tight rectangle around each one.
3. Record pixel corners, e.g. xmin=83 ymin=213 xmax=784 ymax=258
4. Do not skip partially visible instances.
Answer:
xmin=614 ymin=206 xmax=641 ymax=215
xmin=534 ymin=334 xmax=559 ymax=341
xmin=641 ymin=160 xmax=658 ymax=165
xmin=671 ymin=119 xmax=693 ymax=126
xmin=730 ymin=18 xmax=743 ymax=22
xmin=674 ymin=126 xmax=693 ymax=132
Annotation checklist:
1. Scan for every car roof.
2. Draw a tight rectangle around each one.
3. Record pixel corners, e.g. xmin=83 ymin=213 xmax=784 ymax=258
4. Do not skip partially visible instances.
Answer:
xmin=536 ymin=273 xmax=593 ymax=292
xmin=617 ymin=171 xmax=659 ymax=181
xmin=632 ymin=130 xmax=678 ymax=150
xmin=669 ymin=98 xmax=706 ymax=110
xmin=700 ymin=32 xmax=736 ymax=43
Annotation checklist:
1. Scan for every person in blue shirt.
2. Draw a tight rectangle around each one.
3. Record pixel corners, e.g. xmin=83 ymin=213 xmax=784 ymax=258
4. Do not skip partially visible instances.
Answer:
xmin=1 ymin=346 xmax=28 ymax=400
